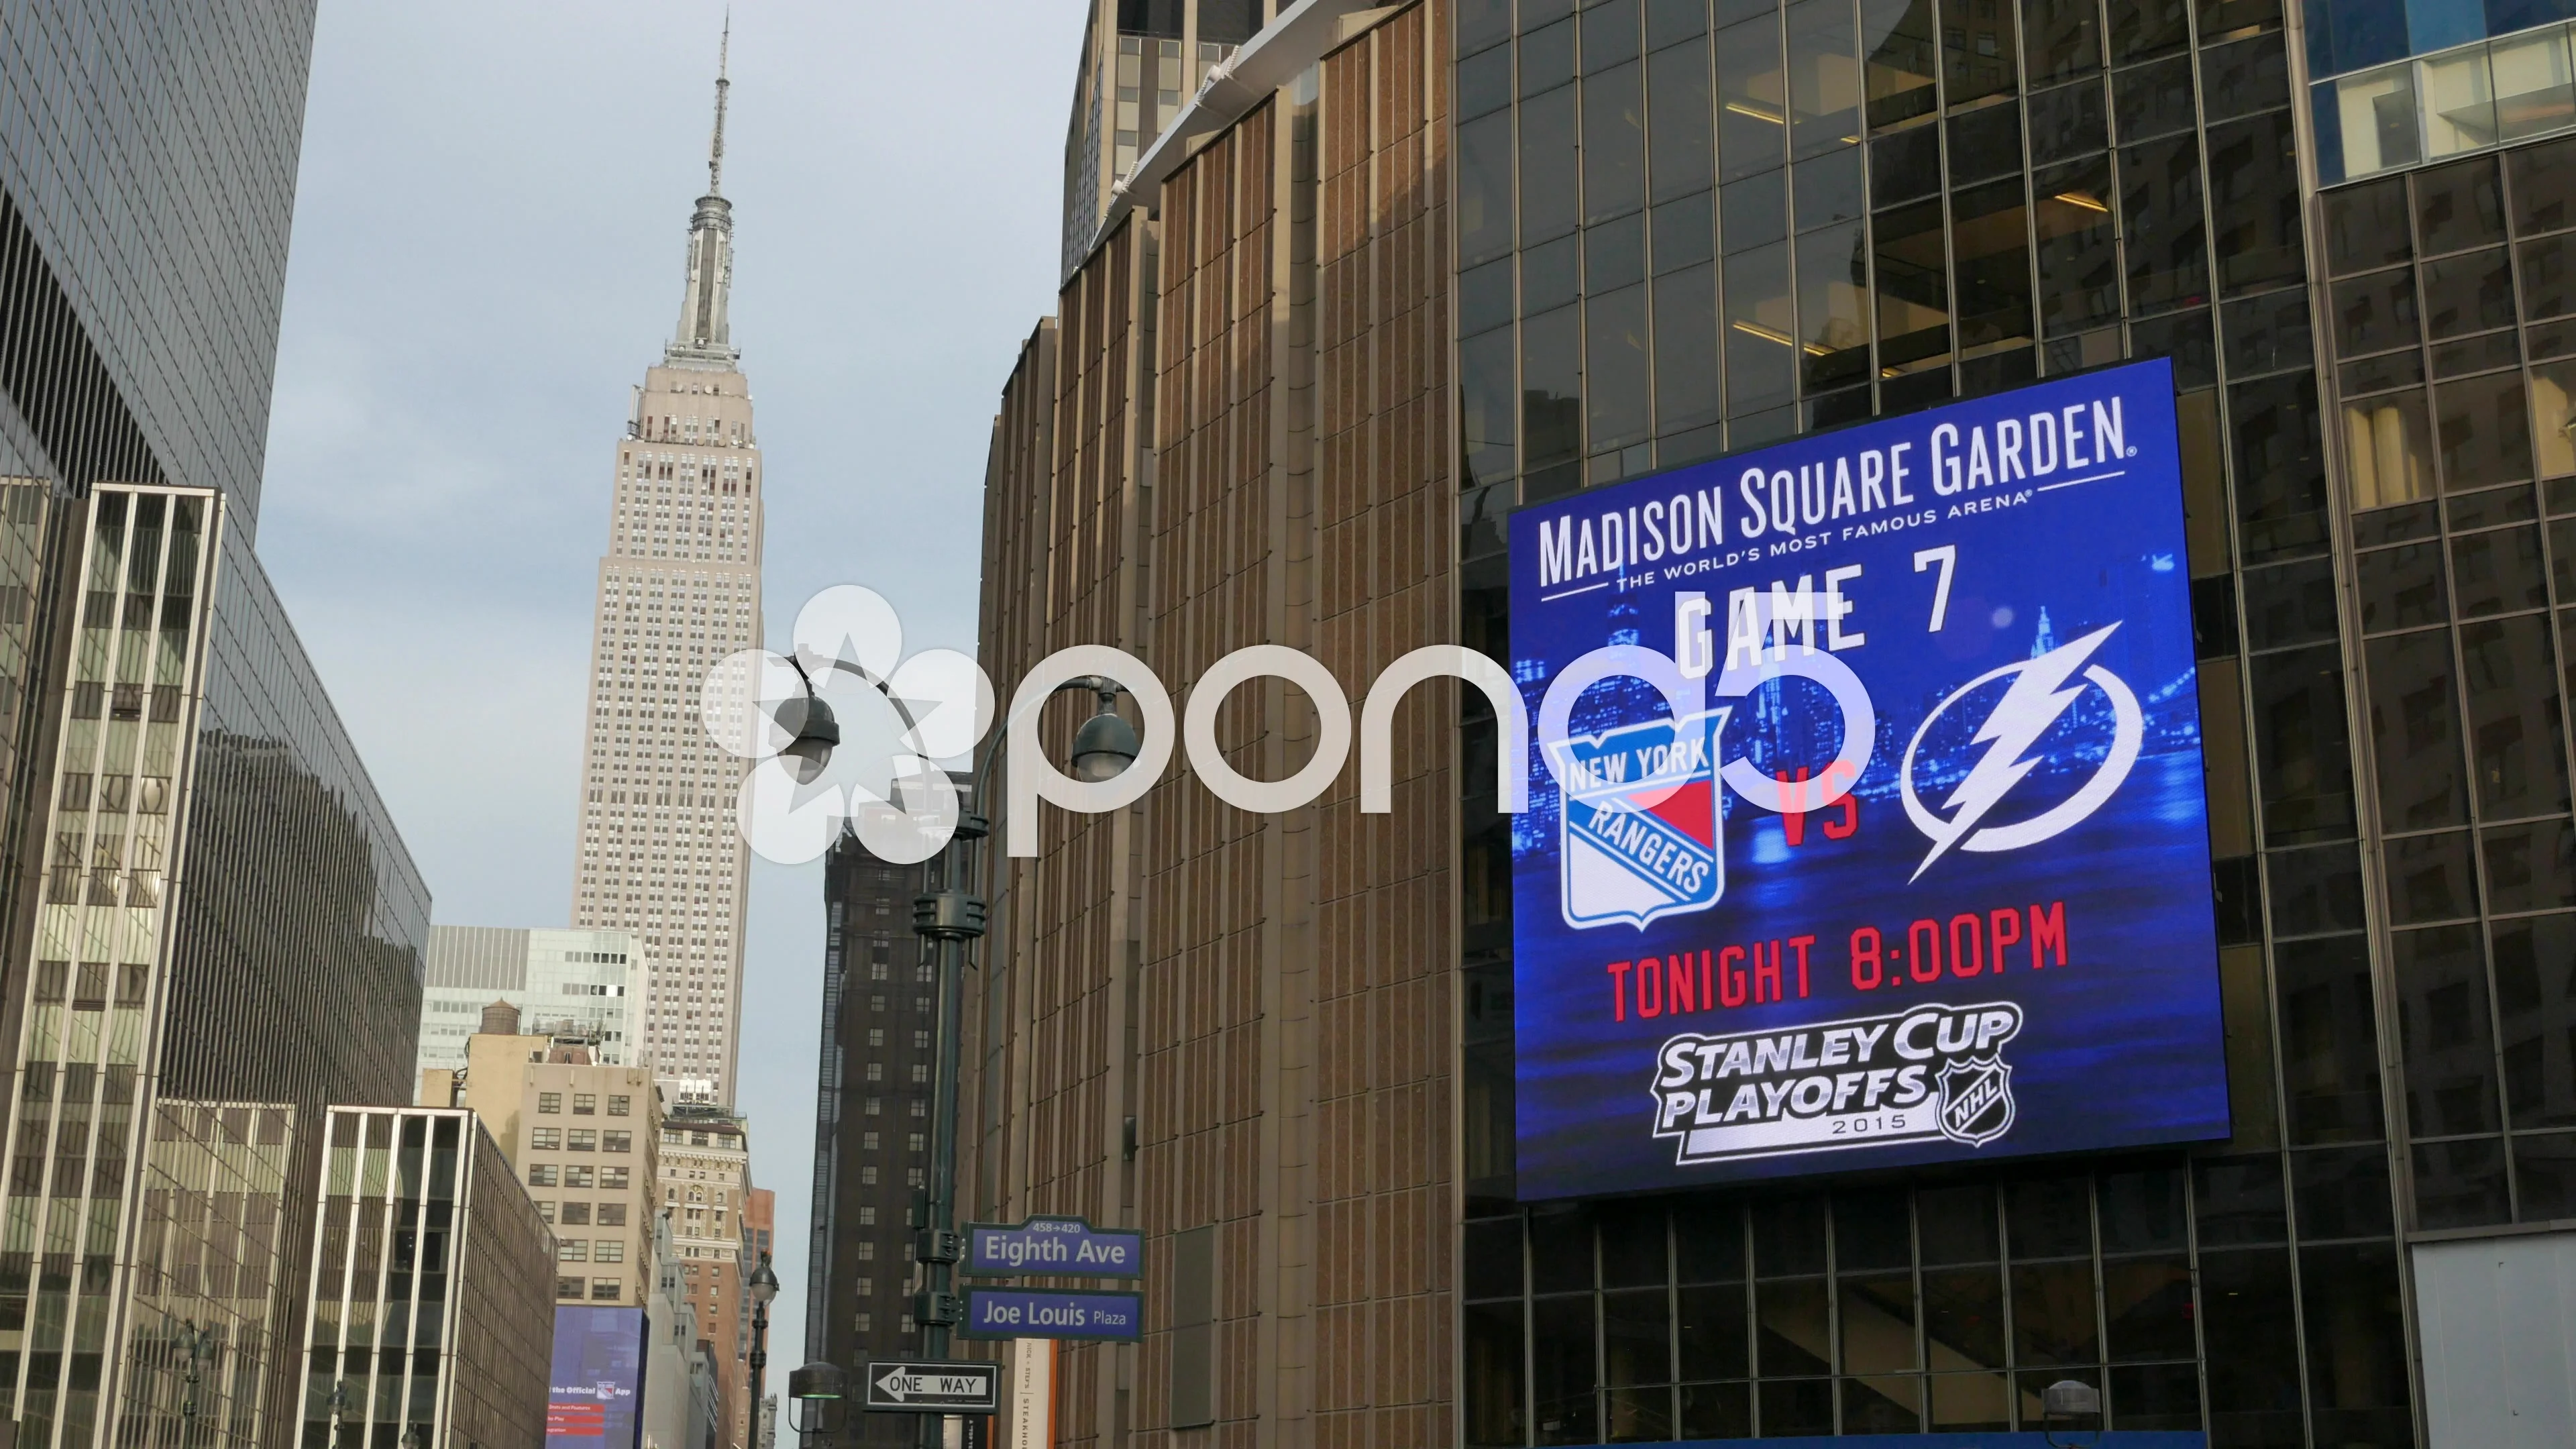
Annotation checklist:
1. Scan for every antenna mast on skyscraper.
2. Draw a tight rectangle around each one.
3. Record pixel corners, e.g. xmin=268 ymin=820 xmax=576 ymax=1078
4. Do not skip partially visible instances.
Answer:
xmin=708 ymin=9 xmax=731 ymax=197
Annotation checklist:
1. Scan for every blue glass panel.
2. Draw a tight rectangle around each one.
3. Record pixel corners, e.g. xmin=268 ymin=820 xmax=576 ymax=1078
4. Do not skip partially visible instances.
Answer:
xmin=2488 ymin=0 xmax=2576 ymax=36
xmin=2309 ymin=0 xmax=2414 ymax=76
xmin=2407 ymin=0 xmax=2490 ymax=54
xmin=2312 ymin=83 xmax=2350 ymax=183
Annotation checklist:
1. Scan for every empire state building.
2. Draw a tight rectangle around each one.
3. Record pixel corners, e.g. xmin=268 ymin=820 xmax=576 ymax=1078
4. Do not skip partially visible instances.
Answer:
xmin=572 ymin=36 xmax=761 ymax=1102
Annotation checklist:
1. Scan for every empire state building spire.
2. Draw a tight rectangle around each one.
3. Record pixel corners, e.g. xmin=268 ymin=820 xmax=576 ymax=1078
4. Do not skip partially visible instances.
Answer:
xmin=671 ymin=15 xmax=736 ymax=363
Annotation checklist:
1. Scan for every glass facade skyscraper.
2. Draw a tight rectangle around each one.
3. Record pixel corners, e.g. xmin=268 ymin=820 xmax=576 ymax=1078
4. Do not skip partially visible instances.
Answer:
xmin=956 ymin=0 xmax=2576 ymax=1444
xmin=0 ymin=7 xmax=433 ymax=1449
xmin=415 ymin=928 xmax=643 ymax=1074
xmin=1449 ymin=0 xmax=2576 ymax=1444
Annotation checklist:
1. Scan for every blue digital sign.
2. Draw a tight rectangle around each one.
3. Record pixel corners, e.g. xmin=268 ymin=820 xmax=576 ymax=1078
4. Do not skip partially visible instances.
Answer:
xmin=1508 ymin=359 xmax=2229 ymax=1199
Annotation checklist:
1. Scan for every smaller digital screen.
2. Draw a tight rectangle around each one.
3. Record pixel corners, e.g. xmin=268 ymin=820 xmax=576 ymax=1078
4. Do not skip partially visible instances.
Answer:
xmin=549 ymin=1305 xmax=646 ymax=1449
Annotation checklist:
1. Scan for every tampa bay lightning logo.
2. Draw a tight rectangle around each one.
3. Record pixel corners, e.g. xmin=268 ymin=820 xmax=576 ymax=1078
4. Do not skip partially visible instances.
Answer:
xmin=1898 ymin=624 xmax=2144 ymax=881
xmin=1544 ymin=709 xmax=1730 ymax=930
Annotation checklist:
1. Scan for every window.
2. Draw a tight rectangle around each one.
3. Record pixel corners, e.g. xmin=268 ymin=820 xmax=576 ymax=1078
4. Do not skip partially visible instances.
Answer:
xmin=537 ymin=1201 xmax=556 ymax=1224
xmin=568 ymin=1130 xmax=597 ymax=1151
xmin=567 ymin=1166 xmax=596 ymax=1189
xmin=909 ymin=1133 xmax=926 ymax=1154
xmin=573 ymin=1093 xmax=597 ymax=1115
xmin=859 ymin=1207 xmax=876 ymax=1226
xmin=592 ymin=1279 xmax=621 ymax=1301
xmin=862 ymin=1132 xmax=881 ymax=1150
xmin=557 ymin=1277 xmax=584 ymax=1299
xmin=602 ymin=1167 xmax=627 ymax=1189
xmin=599 ymin=1203 xmax=628 ymax=1227
xmin=910 ymin=1065 xmax=930 ymax=1084
xmin=529 ymin=1165 xmax=559 ymax=1188
xmin=561 ymin=1202 xmax=592 ymax=1226
xmin=538 ymin=1093 xmax=562 ymax=1114
xmin=867 ymin=1028 xmax=885 ymax=1049
xmin=596 ymin=1241 xmax=625 ymax=1264
xmin=531 ymin=1128 xmax=562 ymax=1150
xmin=604 ymin=1131 xmax=632 ymax=1152
xmin=856 ymin=1242 xmax=875 ymax=1261
xmin=558 ymin=1241 xmax=589 ymax=1263
xmin=608 ymin=1095 xmax=631 ymax=1116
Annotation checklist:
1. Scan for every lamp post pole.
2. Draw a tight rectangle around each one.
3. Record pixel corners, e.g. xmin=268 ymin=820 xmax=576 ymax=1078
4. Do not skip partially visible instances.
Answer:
xmin=912 ymin=805 xmax=986 ymax=1449
xmin=745 ymin=1252 xmax=780 ymax=1449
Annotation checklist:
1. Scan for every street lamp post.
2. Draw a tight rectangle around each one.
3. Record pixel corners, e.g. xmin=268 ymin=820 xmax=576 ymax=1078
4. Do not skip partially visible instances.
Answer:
xmin=745 ymin=1252 xmax=780 ymax=1449
xmin=777 ymin=671 xmax=1136 ymax=1449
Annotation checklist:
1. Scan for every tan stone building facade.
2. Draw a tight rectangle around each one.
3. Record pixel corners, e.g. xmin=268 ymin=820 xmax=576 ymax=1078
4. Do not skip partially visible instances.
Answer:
xmin=425 ymin=1024 xmax=666 ymax=1309
xmin=661 ymin=1110 xmax=752 ymax=1449
xmin=569 ymin=44 xmax=763 ymax=1102
xmin=961 ymin=4 xmax=1456 ymax=1444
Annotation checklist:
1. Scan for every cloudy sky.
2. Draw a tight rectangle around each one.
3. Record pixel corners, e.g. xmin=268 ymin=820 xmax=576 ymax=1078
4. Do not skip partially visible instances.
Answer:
xmin=256 ymin=0 xmax=1087 ymax=1366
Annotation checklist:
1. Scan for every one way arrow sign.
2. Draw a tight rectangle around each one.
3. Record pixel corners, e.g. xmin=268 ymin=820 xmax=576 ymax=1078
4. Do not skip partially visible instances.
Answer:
xmin=862 ymin=1360 xmax=1000 ymax=1414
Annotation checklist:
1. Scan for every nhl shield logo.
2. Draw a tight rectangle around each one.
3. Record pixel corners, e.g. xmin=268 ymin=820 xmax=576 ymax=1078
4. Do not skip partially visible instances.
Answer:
xmin=1544 ymin=708 xmax=1729 ymax=930
xmin=1935 ymin=1055 xmax=2017 ymax=1147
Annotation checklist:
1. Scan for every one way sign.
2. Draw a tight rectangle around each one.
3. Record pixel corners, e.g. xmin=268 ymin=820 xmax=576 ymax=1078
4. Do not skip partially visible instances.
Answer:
xmin=863 ymin=1360 xmax=1000 ymax=1414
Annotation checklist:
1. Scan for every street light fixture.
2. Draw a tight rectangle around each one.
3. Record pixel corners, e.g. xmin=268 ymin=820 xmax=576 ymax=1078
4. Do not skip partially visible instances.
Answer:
xmin=772 ymin=669 xmax=1132 ymax=787
xmin=2041 ymin=1378 xmax=2101 ymax=1448
xmin=1065 ymin=679 xmax=1138 ymax=782
xmin=176 ymin=1319 xmax=219 ymax=1449
xmin=775 ymin=660 xmax=840 ymax=784
xmin=786 ymin=1362 xmax=845 ymax=1449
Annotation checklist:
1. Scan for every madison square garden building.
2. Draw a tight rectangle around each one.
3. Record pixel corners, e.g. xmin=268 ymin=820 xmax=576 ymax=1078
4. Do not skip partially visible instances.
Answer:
xmin=945 ymin=0 xmax=2576 ymax=1446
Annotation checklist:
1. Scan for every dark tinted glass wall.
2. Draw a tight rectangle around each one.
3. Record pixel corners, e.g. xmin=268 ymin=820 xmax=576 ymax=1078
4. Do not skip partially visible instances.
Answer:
xmin=0 ymin=2 xmax=318 ymax=536
xmin=1455 ymin=1 xmax=2418 ymax=1446
xmin=156 ymin=527 xmax=430 ymax=1449
xmin=2326 ymin=134 xmax=2576 ymax=1230
xmin=170 ymin=529 xmax=428 ymax=1116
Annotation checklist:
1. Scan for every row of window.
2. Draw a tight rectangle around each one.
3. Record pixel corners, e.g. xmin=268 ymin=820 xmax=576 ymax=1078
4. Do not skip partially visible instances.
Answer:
xmin=535 ymin=1201 xmax=630 ymax=1227
xmin=535 ymin=1091 xmax=631 ymax=1116
xmin=555 ymin=1240 xmax=626 ymax=1264
xmin=526 ymin=1128 xmax=633 ymax=1152
xmin=526 ymin=1165 xmax=631 ymax=1190
xmin=555 ymin=1276 xmax=622 ymax=1301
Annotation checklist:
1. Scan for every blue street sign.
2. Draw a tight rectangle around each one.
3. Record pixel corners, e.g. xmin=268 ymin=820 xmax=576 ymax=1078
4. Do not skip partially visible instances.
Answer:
xmin=958 ymin=1288 xmax=1142 ymax=1342
xmin=963 ymin=1216 xmax=1142 ymax=1279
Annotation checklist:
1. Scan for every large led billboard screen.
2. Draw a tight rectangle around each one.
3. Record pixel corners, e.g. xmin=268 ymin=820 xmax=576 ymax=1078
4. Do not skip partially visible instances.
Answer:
xmin=1508 ymin=358 xmax=2229 ymax=1200
xmin=549 ymin=1305 xmax=645 ymax=1448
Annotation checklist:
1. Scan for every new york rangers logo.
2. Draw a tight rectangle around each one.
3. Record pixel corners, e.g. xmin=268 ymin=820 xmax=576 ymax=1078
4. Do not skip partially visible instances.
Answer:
xmin=1544 ymin=709 xmax=1730 ymax=930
